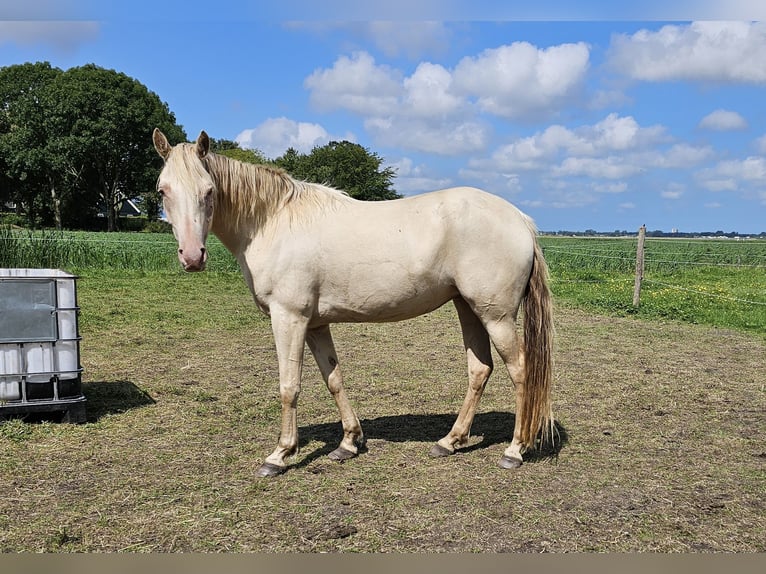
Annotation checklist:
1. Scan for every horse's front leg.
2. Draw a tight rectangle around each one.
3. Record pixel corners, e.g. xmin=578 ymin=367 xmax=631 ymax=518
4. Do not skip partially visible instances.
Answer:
xmin=256 ymin=306 xmax=309 ymax=478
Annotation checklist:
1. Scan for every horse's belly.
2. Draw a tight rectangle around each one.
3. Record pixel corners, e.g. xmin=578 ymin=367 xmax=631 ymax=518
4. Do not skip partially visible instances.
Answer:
xmin=314 ymin=276 xmax=457 ymax=324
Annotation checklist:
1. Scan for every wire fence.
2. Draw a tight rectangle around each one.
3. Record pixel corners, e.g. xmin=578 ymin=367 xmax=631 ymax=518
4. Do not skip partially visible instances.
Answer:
xmin=539 ymin=235 xmax=766 ymax=334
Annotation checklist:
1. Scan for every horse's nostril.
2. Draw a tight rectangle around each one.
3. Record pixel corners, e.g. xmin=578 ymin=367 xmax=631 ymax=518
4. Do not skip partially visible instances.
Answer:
xmin=178 ymin=248 xmax=184 ymax=255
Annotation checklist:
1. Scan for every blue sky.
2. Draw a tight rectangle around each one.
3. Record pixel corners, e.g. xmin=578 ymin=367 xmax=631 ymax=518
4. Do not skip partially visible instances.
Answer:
xmin=2 ymin=2 xmax=766 ymax=233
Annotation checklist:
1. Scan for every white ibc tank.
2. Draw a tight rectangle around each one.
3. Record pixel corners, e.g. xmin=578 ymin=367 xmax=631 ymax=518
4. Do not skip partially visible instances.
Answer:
xmin=0 ymin=269 xmax=82 ymax=402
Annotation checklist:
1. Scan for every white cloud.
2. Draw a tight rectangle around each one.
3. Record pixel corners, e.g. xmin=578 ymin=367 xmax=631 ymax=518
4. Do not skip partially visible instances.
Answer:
xmin=235 ymin=117 xmax=351 ymax=158
xmin=554 ymin=156 xmax=644 ymax=180
xmin=307 ymin=41 xmax=591 ymax=125
xmin=643 ymin=143 xmax=715 ymax=169
xmin=403 ymin=62 xmax=465 ymax=118
xmin=473 ymin=113 xmax=667 ymax=172
xmin=698 ymin=109 xmax=748 ymax=131
xmin=365 ymin=116 xmax=489 ymax=155
xmin=304 ymin=52 xmax=484 ymax=154
xmin=755 ymin=134 xmax=766 ymax=154
xmin=715 ymin=157 xmax=766 ymax=180
xmin=452 ymin=41 xmax=590 ymax=119
xmin=388 ymin=157 xmax=452 ymax=194
xmin=303 ymin=39 xmax=591 ymax=153
xmin=697 ymin=156 xmax=766 ymax=191
xmin=589 ymin=88 xmax=632 ymax=110
xmin=608 ymin=21 xmax=766 ymax=83
xmin=703 ymin=179 xmax=738 ymax=192
xmin=578 ymin=113 xmax=667 ymax=153
xmin=304 ymin=51 xmax=402 ymax=116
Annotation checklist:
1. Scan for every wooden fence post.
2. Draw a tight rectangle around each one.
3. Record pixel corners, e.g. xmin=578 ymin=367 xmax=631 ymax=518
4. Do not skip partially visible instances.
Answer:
xmin=633 ymin=224 xmax=646 ymax=307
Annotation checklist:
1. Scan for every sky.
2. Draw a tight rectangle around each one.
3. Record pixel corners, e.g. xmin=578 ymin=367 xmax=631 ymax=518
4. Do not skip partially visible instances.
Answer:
xmin=2 ymin=2 xmax=766 ymax=233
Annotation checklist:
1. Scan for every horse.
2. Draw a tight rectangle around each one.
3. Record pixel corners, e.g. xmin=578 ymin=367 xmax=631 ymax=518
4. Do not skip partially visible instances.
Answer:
xmin=152 ymin=128 xmax=555 ymax=477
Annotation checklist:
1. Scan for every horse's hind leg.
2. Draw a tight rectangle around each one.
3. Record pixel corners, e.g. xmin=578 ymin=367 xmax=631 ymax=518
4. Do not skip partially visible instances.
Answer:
xmin=483 ymin=317 xmax=527 ymax=468
xmin=306 ymin=325 xmax=364 ymax=461
xmin=430 ymin=297 xmax=493 ymax=457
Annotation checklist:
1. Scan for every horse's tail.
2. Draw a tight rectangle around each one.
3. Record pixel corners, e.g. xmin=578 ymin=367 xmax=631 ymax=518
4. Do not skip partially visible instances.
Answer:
xmin=519 ymin=232 xmax=555 ymax=451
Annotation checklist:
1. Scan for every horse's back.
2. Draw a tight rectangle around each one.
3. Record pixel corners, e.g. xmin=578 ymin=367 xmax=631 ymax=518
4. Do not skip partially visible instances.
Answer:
xmin=320 ymin=187 xmax=536 ymax=320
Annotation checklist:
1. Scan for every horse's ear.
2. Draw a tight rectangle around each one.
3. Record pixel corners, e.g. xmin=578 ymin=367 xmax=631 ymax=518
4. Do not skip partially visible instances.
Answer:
xmin=153 ymin=128 xmax=172 ymax=160
xmin=196 ymin=130 xmax=210 ymax=159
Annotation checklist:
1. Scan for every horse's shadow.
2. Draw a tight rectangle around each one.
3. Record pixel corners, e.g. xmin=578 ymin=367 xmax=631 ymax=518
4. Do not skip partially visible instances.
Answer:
xmin=81 ymin=380 xmax=156 ymax=422
xmin=296 ymin=411 xmax=568 ymax=469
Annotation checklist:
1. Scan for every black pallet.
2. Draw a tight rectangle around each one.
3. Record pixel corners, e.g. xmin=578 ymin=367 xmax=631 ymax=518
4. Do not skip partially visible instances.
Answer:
xmin=0 ymin=397 xmax=87 ymax=423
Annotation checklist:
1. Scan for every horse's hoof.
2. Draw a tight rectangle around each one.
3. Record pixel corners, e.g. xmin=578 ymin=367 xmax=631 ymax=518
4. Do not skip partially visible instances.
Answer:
xmin=429 ymin=443 xmax=454 ymax=458
xmin=498 ymin=454 xmax=523 ymax=469
xmin=328 ymin=447 xmax=357 ymax=462
xmin=256 ymin=462 xmax=286 ymax=477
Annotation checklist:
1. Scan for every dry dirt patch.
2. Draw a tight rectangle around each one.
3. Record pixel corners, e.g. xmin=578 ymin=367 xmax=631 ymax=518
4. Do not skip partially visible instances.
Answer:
xmin=0 ymin=276 xmax=763 ymax=552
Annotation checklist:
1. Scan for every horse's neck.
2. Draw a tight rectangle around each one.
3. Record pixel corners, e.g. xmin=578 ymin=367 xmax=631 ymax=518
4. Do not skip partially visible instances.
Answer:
xmin=210 ymin=218 xmax=246 ymax=257
xmin=208 ymin=158 xmax=287 ymax=253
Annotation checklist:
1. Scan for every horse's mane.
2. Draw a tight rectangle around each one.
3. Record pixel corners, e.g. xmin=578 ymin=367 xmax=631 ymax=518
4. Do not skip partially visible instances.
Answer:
xmin=173 ymin=145 xmax=352 ymax=232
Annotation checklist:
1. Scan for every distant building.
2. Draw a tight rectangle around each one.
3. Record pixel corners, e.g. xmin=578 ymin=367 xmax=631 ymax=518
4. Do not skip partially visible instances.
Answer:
xmin=96 ymin=198 xmax=141 ymax=218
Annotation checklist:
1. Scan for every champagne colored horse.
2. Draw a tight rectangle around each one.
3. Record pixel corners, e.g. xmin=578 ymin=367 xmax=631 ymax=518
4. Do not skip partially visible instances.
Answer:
xmin=153 ymin=129 xmax=555 ymax=477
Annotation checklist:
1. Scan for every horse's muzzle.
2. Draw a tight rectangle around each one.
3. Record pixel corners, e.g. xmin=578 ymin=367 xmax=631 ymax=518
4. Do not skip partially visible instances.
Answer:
xmin=178 ymin=246 xmax=207 ymax=272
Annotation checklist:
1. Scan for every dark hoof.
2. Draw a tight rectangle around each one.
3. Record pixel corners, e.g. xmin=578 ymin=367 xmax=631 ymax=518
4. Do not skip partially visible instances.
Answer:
xmin=328 ymin=447 xmax=357 ymax=462
xmin=429 ymin=443 xmax=454 ymax=458
xmin=498 ymin=454 xmax=523 ymax=469
xmin=256 ymin=462 xmax=286 ymax=477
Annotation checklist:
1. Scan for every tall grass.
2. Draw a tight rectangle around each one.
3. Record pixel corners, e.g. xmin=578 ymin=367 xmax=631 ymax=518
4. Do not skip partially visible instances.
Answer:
xmin=0 ymin=227 xmax=238 ymax=272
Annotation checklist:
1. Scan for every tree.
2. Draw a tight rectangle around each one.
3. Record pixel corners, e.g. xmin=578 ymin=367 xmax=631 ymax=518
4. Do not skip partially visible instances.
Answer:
xmin=0 ymin=62 xmax=185 ymax=230
xmin=45 ymin=64 xmax=185 ymax=230
xmin=274 ymin=141 xmax=400 ymax=201
xmin=0 ymin=62 xmax=64 ymax=227
xmin=209 ymin=138 xmax=270 ymax=165
xmin=276 ymin=147 xmax=301 ymax=175
xmin=209 ymin=138 xmax=241 ymax=152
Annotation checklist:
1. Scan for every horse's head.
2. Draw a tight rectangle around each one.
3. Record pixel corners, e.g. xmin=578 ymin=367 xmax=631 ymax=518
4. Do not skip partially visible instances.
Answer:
xmin=153 ymin=128 xmax=214 ymax=272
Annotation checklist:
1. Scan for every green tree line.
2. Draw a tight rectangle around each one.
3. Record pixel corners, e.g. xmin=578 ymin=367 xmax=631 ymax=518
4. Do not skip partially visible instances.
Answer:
xmin=1 ymin=62 xmax=399 ymax=231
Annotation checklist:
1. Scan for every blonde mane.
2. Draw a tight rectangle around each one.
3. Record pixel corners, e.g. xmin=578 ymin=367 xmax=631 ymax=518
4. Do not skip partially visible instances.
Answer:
xmin=200 ymin=149 xmax=352 ymax=232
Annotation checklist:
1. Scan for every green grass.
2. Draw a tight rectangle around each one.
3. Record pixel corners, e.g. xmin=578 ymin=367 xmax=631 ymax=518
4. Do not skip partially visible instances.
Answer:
xmin=0 ymin=270 xmax=763 ymax=552
xmin=539 ymin=236 xmax=766 ymax=336
xmin=2 ymin=227 xmax=764 ymax=335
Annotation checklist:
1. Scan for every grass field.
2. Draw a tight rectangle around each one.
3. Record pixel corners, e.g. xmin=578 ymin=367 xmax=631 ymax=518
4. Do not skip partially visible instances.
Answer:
xmin=538 ymin=236 xmax=766 ymax=336
xmin=1 ymin=229 xmax=765 ymax=552
xmin=0 ymin=269 xmax=763 ymax=552
xmin=2 ymin=227 xmax=764 ymax=335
